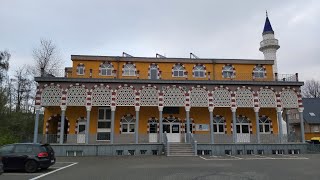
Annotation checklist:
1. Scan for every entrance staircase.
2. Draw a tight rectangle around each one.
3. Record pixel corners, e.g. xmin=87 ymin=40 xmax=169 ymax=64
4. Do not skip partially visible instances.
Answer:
xmin=166 ymin=143 xmax=196 ymax=156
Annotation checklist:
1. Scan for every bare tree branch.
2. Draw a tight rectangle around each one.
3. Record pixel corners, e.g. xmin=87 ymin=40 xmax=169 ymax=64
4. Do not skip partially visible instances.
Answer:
xmin=302 ymin=79 xmax=320 ymax=98
xmin=31 ymin=38 xmax=63 ymax=77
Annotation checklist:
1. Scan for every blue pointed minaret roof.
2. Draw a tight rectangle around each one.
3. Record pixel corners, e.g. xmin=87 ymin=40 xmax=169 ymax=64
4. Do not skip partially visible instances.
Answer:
xmin=263 ymin=11 xmax=274 ymax=35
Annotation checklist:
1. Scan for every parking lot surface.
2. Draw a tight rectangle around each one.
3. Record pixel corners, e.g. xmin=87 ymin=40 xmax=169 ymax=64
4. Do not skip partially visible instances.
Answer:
xmin=1 ymin=154 xmax=320 ymax=180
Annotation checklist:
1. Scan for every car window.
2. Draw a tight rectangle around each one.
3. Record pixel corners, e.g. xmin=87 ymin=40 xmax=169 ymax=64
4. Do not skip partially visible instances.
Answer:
xmin=0 ymin=145 xmax=14 ymax=154
xmin=14 ymin=145 xmax=32 ymax=153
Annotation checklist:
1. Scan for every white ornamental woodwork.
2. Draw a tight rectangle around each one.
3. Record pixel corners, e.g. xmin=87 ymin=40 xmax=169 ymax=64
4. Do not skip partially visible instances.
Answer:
xmin=140 ymin=86 xmax=159 ymax=106
xmin=212 ymin=88 xmax=231 ymax=107
xmin=190 ymin=87 xmax=208 ymax=107
xmin=280 ymin=89 xmax=299 ymax=108
xmin=41 ymin=86 xmax=62 ymax=106
xmin=163 ymin=86 xmax=185 ymax=107
xmin=66 ymin=86 xmax=87 ymax=106
xmin=236 ymin=88 xmax=254 ymax=107
xmin=91 ymin=86 xmax=111 ymax=106
xmin=258 ymin=89 xmax=276 ymax=107
xmin=116 ymin=86 xmax=135 ymax=106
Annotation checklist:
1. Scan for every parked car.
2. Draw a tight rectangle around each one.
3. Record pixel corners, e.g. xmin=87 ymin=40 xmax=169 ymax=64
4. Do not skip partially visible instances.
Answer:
xmin=0 ymin=156 xmax=3 ymax=175
xmin=0 ymin=143 xmax=55 ymax=173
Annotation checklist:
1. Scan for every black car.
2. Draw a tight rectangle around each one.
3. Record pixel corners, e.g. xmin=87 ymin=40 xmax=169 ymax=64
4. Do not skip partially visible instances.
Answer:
xmin=0 ymin=143 xmax=55 ymax=173
xmin=0 ymin=156 xmax=3 ymax=175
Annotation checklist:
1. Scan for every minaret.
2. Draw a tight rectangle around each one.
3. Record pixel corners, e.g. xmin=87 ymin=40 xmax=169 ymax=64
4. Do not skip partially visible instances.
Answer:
xmin=259 ymin=11 xmax=280 ymax=74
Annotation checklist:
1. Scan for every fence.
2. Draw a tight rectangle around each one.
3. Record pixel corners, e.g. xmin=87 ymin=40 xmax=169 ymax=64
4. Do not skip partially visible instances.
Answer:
xmin=40 ymin=69 xmax=299 ymax=82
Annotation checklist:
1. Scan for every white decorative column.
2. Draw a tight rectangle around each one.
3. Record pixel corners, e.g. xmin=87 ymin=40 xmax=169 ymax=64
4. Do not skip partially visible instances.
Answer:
xmin=59 ymin=105 xmax=67 ymax=144
xmin=159 ymin=106 xmax=163 ymax=143
xmin=298 ymin=108 xmax=305 ymax=143
xmin=85 ymin=106 xmax=92 ymax=144
xmin=209 ymin=107 xmax=214 ymax=144
xmin=110 ymin=106 xmax=116 ymax=144
xmin=276 ymin=107 xmax=283 ymax=143
xmin=254 ymin=107 xmax=260 ymax=143
xmin=185 ymin=106 xmax=191 ymax=143
xmin=135 ymin=106 xmax=140 ymax=144
xmin=231 ymin=107 xmax=237 ymax=143
xmin=33 ymin=105 xmax=41 ymax=143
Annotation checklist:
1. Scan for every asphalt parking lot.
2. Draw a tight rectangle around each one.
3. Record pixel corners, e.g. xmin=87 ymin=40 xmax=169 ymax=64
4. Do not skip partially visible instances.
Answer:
xmin=1 ymin=154 xmax=320 ymax=180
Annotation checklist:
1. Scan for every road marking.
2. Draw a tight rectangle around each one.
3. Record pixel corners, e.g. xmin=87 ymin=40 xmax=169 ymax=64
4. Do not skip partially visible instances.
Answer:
xmin=29 ymin=162 xmax=78 ymax=180
xmin=226 ymin=155 xmax=243 ymax=159
xmin=210 ymin=155 xmax=221 ymax=158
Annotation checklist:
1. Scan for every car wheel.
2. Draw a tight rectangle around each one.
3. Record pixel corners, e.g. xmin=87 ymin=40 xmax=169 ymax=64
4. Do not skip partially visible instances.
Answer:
xmin=25 ymin=160 xmax=38 ymax=173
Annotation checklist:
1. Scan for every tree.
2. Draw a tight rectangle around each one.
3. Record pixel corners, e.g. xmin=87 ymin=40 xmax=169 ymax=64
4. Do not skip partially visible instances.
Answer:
xmin=12 ymin=67 xmax=33 ymax=112
xmin=31 ymin=39 xmax=63 ymax=77
xmin=0 ymin=50 xmax=10 ymax=83
xmin=302 ymin=79 xmax=320 ymax=98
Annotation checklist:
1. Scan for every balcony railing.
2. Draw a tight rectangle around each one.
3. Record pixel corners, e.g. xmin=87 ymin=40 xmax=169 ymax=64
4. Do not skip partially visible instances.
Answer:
xmin=39 ymin=69 xmax=300 ymax=82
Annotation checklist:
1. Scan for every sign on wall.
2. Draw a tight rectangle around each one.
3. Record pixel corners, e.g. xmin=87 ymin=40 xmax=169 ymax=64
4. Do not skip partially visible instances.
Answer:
xmin=196 ymin=124 xmax=209 ymax=131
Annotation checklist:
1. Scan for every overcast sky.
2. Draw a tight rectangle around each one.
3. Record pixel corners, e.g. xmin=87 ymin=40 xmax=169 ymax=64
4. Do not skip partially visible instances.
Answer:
xmin=1 ymin=0 xmax=319 ymax=80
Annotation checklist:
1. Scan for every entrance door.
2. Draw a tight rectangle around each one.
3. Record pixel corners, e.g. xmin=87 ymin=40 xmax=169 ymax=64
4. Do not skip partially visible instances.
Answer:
xmin=163 ymin=123 xmax=180 ymax=142
xmin=149 ymin=123 xmax=158 ymax=143
xmin=77 ymin=122 xmax=86 ymax=143
xmin=236 ymin=123 xmax=250 ymax=143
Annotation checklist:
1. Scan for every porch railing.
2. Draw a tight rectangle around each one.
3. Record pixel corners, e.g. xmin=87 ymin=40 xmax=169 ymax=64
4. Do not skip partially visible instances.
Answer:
xmin=163 ymin=132 xmax=169 ymax=155
xmin=39 ymin=69 xmax=300 ymax=82
xmin=37 ymin=133 xmax=303 ymax=145
xmin=189 ymin=133 xmax=197 ymax=156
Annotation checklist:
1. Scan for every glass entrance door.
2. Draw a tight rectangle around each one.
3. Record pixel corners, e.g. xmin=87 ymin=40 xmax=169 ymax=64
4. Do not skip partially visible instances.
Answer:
xmin=163 ymin=123 xmax=180 ymax=142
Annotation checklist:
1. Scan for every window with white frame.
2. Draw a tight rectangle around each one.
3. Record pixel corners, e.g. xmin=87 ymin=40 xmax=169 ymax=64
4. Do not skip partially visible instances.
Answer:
xmin=101 ymin=63 xmax=113 ymax=76
xmin=123 ymin=63 xmax=136 ymax=76
xmin=193 ymin=65 xmax=205 ymax=78
xmin=77 ymin=64 xmax=85 ymax=75
xmin=213 ymin=116 xmax=225 ymax=133
xmin=173 ymin=64 xmax=185 ymax=77
xmin=259 ymin=116 xmax=271 ymax=133
xmin=149 ymin=64 xmax=159 ymax=79
xmin=222 ymin=65 xmax=234 ymax=78
xmin=253 ymin=65 xmax=265 ymax=78
xmin=97 ymin=108 xmax=111 ymax=141
xmin=121 ymin=114 xmax=135 ymax=133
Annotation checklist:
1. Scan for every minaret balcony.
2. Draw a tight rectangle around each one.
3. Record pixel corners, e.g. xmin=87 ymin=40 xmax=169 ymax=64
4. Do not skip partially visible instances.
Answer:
xmin=260 ymin=39 xmax=279 ymax=47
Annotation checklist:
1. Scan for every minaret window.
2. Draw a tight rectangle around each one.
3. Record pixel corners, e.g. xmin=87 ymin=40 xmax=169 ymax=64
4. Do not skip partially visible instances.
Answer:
xmin=77 ymin=64 xmax=85 ymax=75
xmin=259 ymin=116 xmax=271 ymax=133
xmin=253 ymin=65 xmax=266 ymax=78
xmin=222 ymin=65 xmax=234 ymax=78
xmin=100 ymin=63 xmax=113 ymax=76
xmin=173 ymin=64 xmax=185 ymax=77
xmin=212 ymin=116 xmax=225 ymax=134
xmin=193 ymin=65 xmax=206 ymax=78
xmin=123 ymin=63 xmax=136 ymax=76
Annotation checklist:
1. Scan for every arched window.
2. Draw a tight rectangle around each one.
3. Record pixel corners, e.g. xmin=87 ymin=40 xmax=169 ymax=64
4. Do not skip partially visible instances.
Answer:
xmin=173 ymin=64 xmax=185 ymax=77
xmin=123 ymin=63 xmax=136 ymax=76
xmin=236 ymin=116 xmax=250 ymax=133
xmin=213 ymin=116 xmax=225 ymax=134
xmin=121 ymin=114 xmax=135 ymax=133
xmin=193 ymin=65 xmax=205 ymax=78
xmin=149 ymin=64 xmax=159 ymax=79
xmin=253 ymin=65 xmax=265 ymax=78
xmin=259 ymin=116 xmax=271 ymax=133
xmin=100 ymin=63 xmax=113 ymax=76
xmin=222 ymin=65 xmax=234 ymax=78
xmin=77 ymin=64 xmax=85 ymax=75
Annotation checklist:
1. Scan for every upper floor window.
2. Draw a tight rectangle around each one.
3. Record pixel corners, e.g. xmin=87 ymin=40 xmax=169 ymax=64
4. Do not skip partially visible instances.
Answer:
xmin=172 ymin=64 xmax=185 ymax=77
xmin=259 ymin=116 xmax=271 ymax=133
xmin=123 ymin=63 xmax=136 ymax=76
xmin=193 ymin=65 xmax=206 ymax=78
xmin=253 ymin=65 xmax=265 ymax=78
xmin=149 ymin=64 xmax=159 ymax=79
xmin=100 ymin=63 xmax=113 ymax=76
xmin=77 ymin=64 xmax=85 ymax=75
xmin=222 ymin=65 xmax=234 ymax=78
